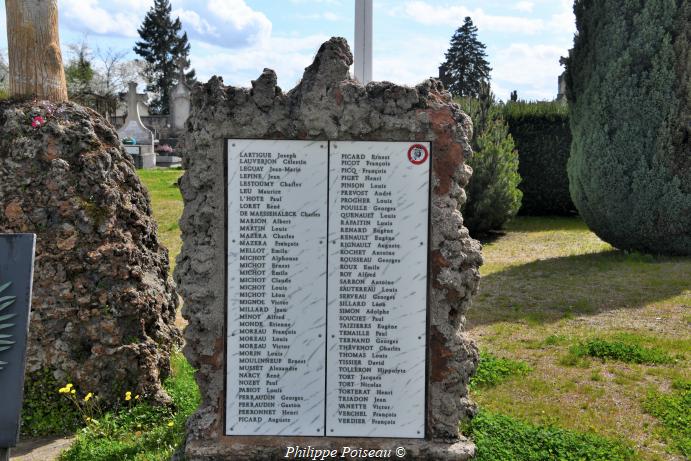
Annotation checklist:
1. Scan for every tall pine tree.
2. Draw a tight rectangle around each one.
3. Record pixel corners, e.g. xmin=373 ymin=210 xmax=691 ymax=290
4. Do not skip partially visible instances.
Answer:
xmin=134 ymin=0 xmax=195 ymax=114
xmin=441 ymin=17 xmax=491 ymax=98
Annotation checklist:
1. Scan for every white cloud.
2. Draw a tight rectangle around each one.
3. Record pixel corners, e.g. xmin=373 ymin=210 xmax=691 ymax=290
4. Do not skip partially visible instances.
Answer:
xmin=59 ymin=0 xmax=271 ymax=49
xmin=296 ymin=12 xmax=342 ymax=22
xmin=548 ymin=0 xmax=576 ymax=42
xmin=513 ymin=1 xmax=534 ymax=13
xmin=60 ymin=0 xmax=143 ymax=38
xmin=289 ymin=0 xmax=341 ymax=4
xmin=403 ymin=1 xmax=544 ymax=35
xmin=373 ymin=35 xmax=447 ymax=85
xmin=169 ymin=0 xmax=272 ymax=48
xmin=192 ymin=34 xmax=330 ymax=89
xmin=491 ymin=43 xmax=565 ymax=100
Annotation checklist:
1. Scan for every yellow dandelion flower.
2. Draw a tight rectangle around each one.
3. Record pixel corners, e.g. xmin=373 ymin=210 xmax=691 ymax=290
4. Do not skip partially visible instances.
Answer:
xmin=167 ymin=421 xmax=174 ymax=427
xmin=135 ymin=395 xmax=140 ymax=400
xmin=71 ymin=389 xmax=76 ymax=395
xmin=125 ymin=391 xmax=132 ymax=401
xmin=66 ymin=383 xmax=73 ymax=390
xmin=84 ymin=392 xmax=93 ymax=402
xmin=58 ymin=386 xmax=68 ymax=394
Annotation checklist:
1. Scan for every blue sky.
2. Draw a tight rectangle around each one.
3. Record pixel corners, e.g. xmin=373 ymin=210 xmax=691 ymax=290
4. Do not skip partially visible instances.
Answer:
xmin=0 ymin=0 xmax=575 ymax=101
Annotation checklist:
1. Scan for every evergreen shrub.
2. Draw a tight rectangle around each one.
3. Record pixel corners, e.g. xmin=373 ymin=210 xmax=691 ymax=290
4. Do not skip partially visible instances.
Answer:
xmin=458 ymin=95 xmax=523 ymax=235
xmin=565 ymin=0 xmax=690 ymax=255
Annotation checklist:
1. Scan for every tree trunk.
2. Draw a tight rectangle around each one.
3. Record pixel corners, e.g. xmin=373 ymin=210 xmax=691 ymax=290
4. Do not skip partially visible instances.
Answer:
xmin=6 ymin=0 xmax=68 ymax=101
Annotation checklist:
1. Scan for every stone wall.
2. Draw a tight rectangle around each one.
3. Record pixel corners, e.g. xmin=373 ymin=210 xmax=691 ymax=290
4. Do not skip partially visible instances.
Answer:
xmin=0 ymin=100 xmax=181 ymax=403
xmin=177 ymin=37 xmax=482 ymax=459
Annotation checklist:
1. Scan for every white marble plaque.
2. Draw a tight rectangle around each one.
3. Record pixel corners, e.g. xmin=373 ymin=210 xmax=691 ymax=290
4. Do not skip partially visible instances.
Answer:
xmin=226 ymin=139 xmax=328 ymax=436
xmin=325 ymin=141 xmax=429 ymax=438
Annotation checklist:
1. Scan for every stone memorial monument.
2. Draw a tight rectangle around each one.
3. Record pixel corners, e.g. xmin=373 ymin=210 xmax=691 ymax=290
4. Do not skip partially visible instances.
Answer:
xmin=0 ymin=234 xmax=35 ymax=461
xmin=117 ymin=81 xmax=156 ymax=168
xmin=176 ymin=38 xmax=482 ymax=460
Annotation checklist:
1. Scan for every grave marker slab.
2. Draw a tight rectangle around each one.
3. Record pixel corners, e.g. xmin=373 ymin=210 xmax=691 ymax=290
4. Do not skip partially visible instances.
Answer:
xmin=0 ymin=234 xmax=36 ymax=452
xmin=326 ymin=141 xmax=429 ymax=437
xmin=226 ymin=140 xmax=328 ymax=436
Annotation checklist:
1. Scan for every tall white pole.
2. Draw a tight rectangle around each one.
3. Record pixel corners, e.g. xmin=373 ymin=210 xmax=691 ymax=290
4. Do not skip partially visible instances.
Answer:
xmin=354 ymin=0 xmax=372 ymax=84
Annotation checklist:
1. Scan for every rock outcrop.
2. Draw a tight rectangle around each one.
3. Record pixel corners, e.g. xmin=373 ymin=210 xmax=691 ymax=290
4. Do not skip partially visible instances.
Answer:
xmin=0 ymin=100 xmax=181 ymax=403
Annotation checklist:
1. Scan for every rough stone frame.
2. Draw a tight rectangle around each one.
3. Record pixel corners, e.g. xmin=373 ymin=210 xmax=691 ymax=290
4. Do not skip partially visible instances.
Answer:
xmin=177 ymin=38 xmax=482 ymax=460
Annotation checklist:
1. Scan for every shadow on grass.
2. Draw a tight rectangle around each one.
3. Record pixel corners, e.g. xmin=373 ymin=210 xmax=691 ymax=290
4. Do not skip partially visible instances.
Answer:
xmin=471 ymin=216 xmax=593 ymax=244
xmin=503 ymin=216 xmax=591 ymax=233
xmin=467 ymin=249 xmax=691 ymax=328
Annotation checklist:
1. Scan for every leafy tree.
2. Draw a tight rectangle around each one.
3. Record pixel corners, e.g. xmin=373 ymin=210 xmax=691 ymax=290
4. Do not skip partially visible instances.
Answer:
xmin=65 ymin=39 xmax=95 ymax=96
xmin=93 ymin=48 xmax=145 ymax=119
xmin=0 ymin=50 xmax=8 ymax=88
xmin=0 ymin=50 xmax=8 ymax=99
xmin=441 ymin=17 xmax=492 ymax=97
xmin=62 ymin=38 xmax=142 ymax=119
xmin=134 ymin=0 xmax=195 ymax=114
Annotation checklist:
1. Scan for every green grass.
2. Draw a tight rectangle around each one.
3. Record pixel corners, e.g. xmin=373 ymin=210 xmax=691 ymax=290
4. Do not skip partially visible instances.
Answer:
xmin=470 ymin=352 xmax=532 ymax=389
xmin=643 ymin=380 xmax=691 ymax=458
xmin=568 ymin=339 xmax=676 ymax=365
xmin=136 ymin=168 xmax=184 ymax=272
xmin=59 ymin=352 xmax=200 ymax=461
xmin=468 ymin=216 xmax=691 ymax=460
xmin=62 ymin=172 xmax=689 ymax=460
xmin=465 ymin=410 xmax=636 ymax=461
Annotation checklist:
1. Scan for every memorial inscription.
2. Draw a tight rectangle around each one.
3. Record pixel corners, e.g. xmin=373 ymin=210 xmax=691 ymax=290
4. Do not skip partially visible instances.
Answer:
xmin=226 ymin=139 xmax=429 ymax=438
xmin=226 ymin=140 xmax=328 ymax=436
xmin=326 ymin=141 xmax=429 ymax=438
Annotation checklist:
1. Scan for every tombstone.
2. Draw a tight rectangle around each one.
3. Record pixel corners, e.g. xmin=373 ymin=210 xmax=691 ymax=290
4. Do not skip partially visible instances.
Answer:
xmin=557 ymin=71 xmax=567 ymax=101
xmin=170 ymin=58 xmax=191 ymax=134
xmin=0 ymin=234 xmax=36 ymax=461
xmin=117 ymin=81 xmax=156 ymax=168
xmin=176 ymin=38 xmax=482 ymax=460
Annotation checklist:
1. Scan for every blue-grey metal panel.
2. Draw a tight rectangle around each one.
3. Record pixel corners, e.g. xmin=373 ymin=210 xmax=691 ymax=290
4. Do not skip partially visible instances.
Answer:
xmin=0 ymin=234 xmax=36 ymax=447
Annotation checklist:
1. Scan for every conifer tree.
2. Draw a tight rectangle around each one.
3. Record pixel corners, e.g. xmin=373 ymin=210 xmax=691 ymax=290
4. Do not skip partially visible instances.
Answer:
xmin=441 ymin=17 xmax=491 ymax=97
xmin=134 ymin=0 xmax=195 ymax=114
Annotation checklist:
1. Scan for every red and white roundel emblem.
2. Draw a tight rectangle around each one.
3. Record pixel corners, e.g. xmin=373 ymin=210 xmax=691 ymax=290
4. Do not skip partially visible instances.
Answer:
xmin=407 ymin=144 xmax=429 ymax=165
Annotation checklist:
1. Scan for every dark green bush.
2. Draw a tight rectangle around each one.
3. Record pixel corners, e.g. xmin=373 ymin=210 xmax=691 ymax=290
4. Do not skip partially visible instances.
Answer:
xmin=470 ymin=352 xmax=532 ymax=389
xmin=570 ymin=338 xmax=675 ymax=364
xmin=502 ymin=101 xmax=575 ymax=216
xmin=21 ymin=368 xmax=82 ymax=436
xmin=464 ymin=410 xmax=636 ymax=461
xmin=565 ymin=0 xmax=691 ymax=255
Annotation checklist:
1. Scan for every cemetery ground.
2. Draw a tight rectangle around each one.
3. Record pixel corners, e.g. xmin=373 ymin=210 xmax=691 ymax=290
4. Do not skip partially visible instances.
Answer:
xmin=25 ymin=169 xmax=687 ymax=460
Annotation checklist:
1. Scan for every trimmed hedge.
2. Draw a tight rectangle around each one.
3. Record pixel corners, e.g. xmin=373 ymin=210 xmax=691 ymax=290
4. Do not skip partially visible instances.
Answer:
xmin=565 ymin=0 xmax=691 ymax=255
xmin=503 ymin=101 xmax=575 ymax=216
